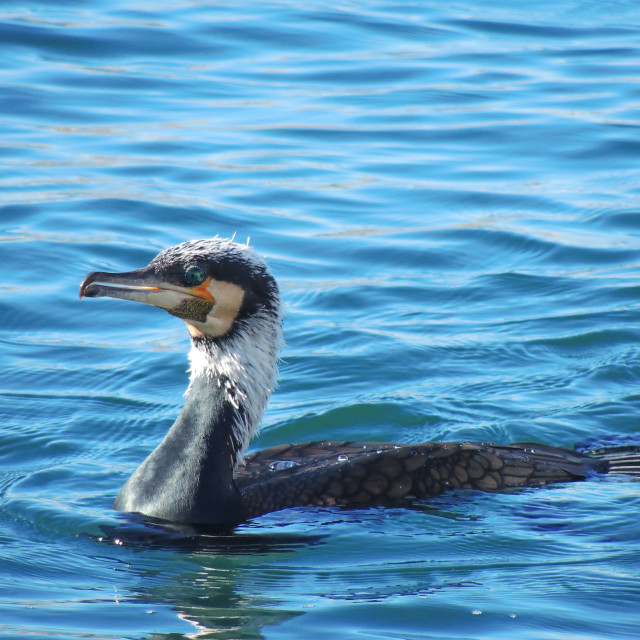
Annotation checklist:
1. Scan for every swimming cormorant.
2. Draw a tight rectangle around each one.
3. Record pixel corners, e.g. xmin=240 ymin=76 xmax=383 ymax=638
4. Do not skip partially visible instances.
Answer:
xmin=79 ymin=237 xmax=640 ymax=526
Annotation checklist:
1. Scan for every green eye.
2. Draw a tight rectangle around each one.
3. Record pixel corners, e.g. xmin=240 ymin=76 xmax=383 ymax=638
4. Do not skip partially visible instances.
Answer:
xmin=185 ymin=266 xmax=205 ymax=286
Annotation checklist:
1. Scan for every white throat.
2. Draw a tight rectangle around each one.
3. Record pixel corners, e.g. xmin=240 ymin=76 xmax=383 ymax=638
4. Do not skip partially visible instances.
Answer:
xmin=186 ymin=309 xmax=283 ymax=467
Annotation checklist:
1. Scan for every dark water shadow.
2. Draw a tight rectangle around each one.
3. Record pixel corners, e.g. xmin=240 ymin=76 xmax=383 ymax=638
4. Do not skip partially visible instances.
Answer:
xmin=86 ymin=512 xmax=326 ymax=554
xmin=76 ymin=514 xmax=327 ymax=639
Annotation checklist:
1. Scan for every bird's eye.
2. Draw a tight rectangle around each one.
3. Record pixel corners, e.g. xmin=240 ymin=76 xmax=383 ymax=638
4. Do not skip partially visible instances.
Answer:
xmin=185 ymin=266 xmax=206 ymax=286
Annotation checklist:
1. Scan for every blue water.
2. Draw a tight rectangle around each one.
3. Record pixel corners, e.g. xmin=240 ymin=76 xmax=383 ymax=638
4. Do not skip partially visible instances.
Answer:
xmin=2 ymin=1 xmax=640 ymax=638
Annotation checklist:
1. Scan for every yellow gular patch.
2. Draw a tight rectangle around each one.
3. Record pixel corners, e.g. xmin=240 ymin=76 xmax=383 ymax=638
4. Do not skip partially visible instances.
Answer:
xmin=191 ymin=278 xmax=215 ymax=302
xmin=186 ymin=279 xmax=245 ymax=338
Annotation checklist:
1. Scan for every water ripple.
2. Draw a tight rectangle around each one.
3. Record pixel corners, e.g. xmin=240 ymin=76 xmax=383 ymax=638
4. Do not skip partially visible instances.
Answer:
xmin=2 ymin=1 xmax=640 ymax=639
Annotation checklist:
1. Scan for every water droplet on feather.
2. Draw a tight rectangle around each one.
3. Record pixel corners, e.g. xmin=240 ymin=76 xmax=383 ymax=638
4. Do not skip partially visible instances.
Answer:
xmin=269 ymin=460 xmax=299 ymax=471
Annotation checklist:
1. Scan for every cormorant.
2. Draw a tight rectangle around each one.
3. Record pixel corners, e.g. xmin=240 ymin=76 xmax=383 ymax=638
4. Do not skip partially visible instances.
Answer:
xmin=79 ymin=237 xmax=640 ymax=526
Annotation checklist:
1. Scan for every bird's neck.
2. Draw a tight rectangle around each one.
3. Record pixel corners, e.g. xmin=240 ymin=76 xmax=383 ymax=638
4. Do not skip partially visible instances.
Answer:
xmin=186 ymin=323 xmax=280 ymax=461
xmin=114 ymin=330 xmax=279 ymax=525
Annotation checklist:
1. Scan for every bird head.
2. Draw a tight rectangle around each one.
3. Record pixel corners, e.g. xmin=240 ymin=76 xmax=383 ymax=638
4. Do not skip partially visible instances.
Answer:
xmin=79 ymin=237 xmax=280 ymax=341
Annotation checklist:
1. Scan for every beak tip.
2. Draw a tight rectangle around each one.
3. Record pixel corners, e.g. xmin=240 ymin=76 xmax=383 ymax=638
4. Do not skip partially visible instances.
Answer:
xmin=80 ymin=272 xmax=97 ymax=300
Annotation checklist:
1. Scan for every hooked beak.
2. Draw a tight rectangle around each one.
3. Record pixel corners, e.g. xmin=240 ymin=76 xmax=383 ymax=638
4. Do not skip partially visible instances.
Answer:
xmin=79 ymin=267 xmax=215 ymax=323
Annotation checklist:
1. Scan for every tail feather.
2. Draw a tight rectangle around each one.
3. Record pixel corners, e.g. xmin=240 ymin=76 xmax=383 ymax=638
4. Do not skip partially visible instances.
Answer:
xmin=605 ymin=452 xmax=640 ymax=477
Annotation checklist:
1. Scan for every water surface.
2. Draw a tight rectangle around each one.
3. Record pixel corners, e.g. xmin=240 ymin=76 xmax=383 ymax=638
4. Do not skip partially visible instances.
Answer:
xmin=1 ymin=1 xmax=640 ymax=639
